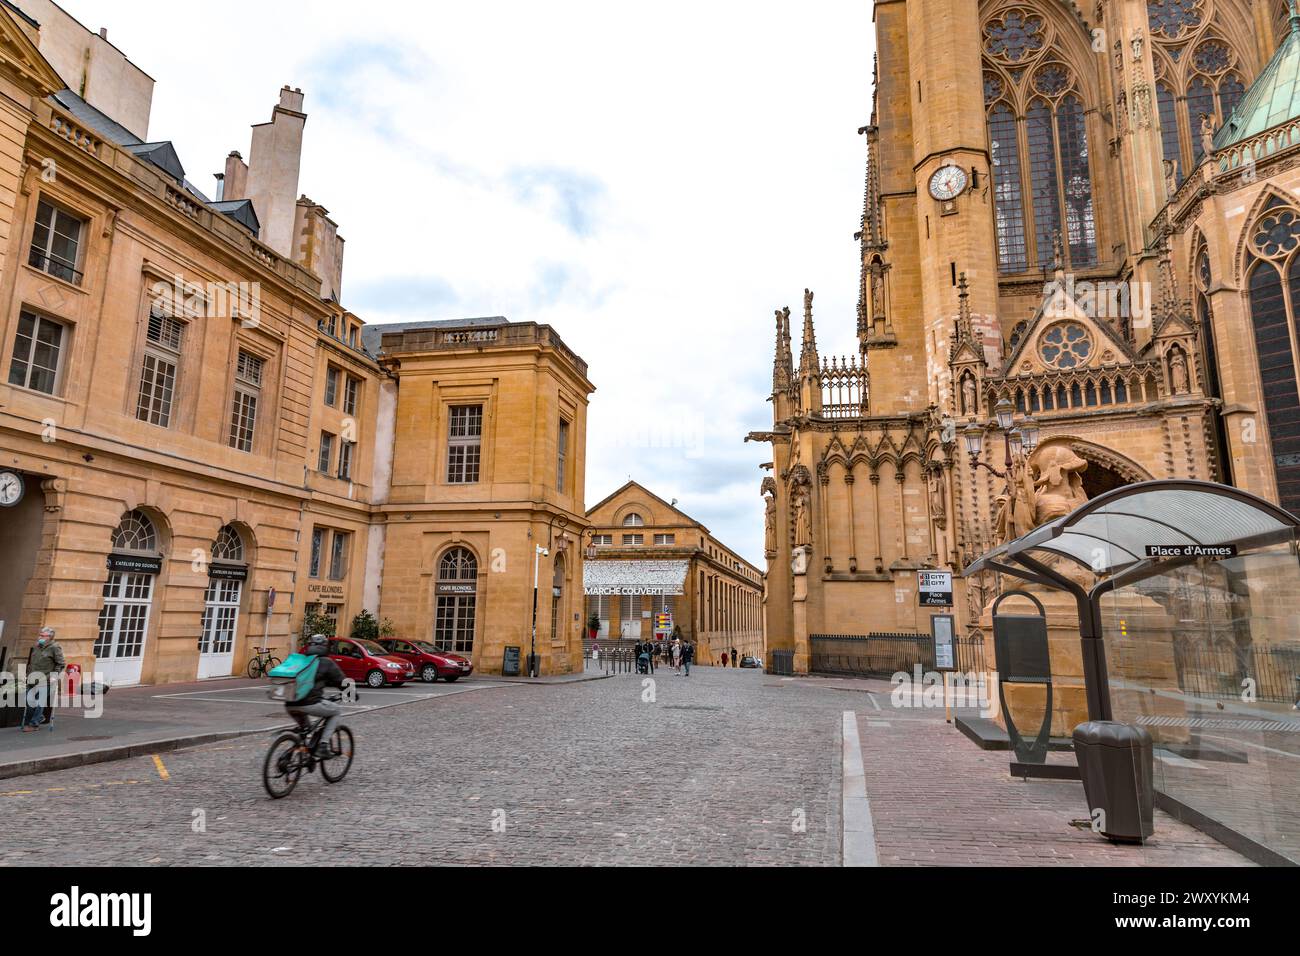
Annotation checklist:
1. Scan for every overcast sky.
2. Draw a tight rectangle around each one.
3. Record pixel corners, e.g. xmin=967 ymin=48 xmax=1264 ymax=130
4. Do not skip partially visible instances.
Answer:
xmin=60 ymin=0 xmax=874 ymax=564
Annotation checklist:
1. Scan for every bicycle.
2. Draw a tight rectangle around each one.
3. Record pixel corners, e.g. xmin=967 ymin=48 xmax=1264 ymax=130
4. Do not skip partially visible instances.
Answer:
xmin=246 ymin=646 xmax=282 ymax=679
xmin=261 ymin=692 xmax=354 ymax=799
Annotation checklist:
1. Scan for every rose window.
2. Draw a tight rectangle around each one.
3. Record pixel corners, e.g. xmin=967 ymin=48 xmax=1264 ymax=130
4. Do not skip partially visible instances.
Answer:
xmin=1039 ymin=323 xmax=1093 ymax=369
xmin=984 ymin=11 xmax=1047 ymax=62
xmin=1251 ymin=209 xmax=1300 ymax=259
xmin=1147 ymin=0 xmax=1202 ymax=39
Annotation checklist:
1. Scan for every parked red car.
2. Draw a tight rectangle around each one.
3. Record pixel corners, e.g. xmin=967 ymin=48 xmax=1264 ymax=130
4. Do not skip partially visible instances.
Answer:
xmin=327 ymin=637 xmax=415 ymax=688
xmin=377 ymin=639 xmax=474 ymax=683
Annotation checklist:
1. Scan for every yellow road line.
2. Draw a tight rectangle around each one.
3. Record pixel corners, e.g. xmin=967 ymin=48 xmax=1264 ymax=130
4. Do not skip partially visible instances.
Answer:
xmin=151 ymin=754 xmax=170 ymax=781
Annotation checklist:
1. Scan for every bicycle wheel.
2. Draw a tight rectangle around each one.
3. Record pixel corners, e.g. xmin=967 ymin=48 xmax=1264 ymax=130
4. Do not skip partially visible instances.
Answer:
xmin=320 ymin=726 xmax=354 ymax=783
xmin=262 ymin=733 xmax=304 ymax=798
xmin=266 ymin=657 xmax=282 ymax=673
xmin=247 ymin=656 xmax=264 ymax=679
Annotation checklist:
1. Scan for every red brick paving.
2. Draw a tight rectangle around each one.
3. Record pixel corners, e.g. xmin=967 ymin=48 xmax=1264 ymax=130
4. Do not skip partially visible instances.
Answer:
xmin=824 ymin=677 xmax=1254 ymax=866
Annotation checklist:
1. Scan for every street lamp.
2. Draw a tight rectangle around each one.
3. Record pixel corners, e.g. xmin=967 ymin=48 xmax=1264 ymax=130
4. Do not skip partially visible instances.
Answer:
xmin=964 ymin=401 xmax=1041 ymax=542
xmin=530 ymin=544 xmax=549 ymax=678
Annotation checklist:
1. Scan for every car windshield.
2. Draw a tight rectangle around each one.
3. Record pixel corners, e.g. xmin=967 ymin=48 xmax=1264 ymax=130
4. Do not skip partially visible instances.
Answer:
xmin=355 ymin=640 xmax=389 ymax=656
xmin=413 ymin=642 xmax=441 ymax=654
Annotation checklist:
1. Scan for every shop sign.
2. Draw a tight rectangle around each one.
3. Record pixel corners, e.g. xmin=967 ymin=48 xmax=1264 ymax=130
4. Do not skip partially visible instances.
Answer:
xmin=107 ymin=553 xmax=161 ymax=575
xmin=209 ymin=564 xmax=248 ymax=581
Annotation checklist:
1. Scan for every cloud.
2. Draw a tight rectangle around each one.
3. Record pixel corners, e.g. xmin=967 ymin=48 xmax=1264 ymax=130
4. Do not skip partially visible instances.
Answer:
xmin=56 ymin=0 xmax=874 ymax=563
xmin=507 ymin=165 xmax=607 ymax=238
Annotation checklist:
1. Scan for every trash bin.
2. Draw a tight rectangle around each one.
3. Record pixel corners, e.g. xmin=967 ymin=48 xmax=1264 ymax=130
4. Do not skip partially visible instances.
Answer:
xmin=1072 ymin=721 xmax=1155 ymax=844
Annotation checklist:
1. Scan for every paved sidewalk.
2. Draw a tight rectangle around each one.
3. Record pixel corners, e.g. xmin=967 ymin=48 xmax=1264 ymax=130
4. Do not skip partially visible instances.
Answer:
xmin=0 ymin=675 xmax=505 ymax=779
xmin=817 ymin=676 xmax=1253 ymax=866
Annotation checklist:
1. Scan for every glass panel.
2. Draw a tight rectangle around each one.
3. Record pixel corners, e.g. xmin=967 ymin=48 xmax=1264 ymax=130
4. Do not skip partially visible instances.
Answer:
xmin=1248 ymin=262 xmax=1300 ymax=515
xmin=1156 ymin=82 xmax=1185 ymax=185
xmin=1056 ymin=96 xmax=1096 ymax=267
xmin=988 ymin=104 xmax=1027 ymax=273
xmin=1026 ymin=100 xmax=1061 ymax=268
xmin=1102 ymin=528 xmax=1300 ymax=863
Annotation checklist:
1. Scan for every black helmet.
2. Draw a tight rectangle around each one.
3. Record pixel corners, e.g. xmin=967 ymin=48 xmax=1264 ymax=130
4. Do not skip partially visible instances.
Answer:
xmin=305 ymin=633 xmax=328 ymax=654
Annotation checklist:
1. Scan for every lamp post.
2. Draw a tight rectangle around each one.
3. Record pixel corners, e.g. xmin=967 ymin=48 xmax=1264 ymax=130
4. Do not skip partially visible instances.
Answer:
xmin=962 ymin=398 xmax=1040 ymax=539
xmin=530 ymin=543 xmax=548 ymax=678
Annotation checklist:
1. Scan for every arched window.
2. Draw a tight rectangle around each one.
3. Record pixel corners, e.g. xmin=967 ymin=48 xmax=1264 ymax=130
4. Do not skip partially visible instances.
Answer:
xmin=112 ymin=509 xmax=157 ymax=552
xmin=212 ymin=524 xmax=244 ymax=562
xmin=435 ymin=547 xmax=478 ymax=654
xmin=622 ymin=512 xmax=644 ymax=527
xmin=1244 ymin=201 xmax=1300 ymax=513
xmin=1148 ymin=1 xmax=1252 ymax=184
xmin=983 ymin=9 xmax=1098 ymax=273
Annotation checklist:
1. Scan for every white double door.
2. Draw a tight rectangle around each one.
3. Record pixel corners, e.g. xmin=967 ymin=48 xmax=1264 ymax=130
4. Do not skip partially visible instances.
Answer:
xmin=94 ymin=572 xmax=154 ymax=687
xmin=198 ymin=578 xmax=242 ymax=679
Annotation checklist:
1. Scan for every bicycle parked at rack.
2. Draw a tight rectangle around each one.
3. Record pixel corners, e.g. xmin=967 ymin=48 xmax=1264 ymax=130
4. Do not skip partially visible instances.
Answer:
xmin=246 ymin=646 xmax=282 ymax=679
xmin=261 ymin=691 xmax=354 ymax=798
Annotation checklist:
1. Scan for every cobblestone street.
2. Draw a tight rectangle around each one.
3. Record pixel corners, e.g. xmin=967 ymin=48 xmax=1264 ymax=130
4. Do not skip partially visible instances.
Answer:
xmin=0 ymin=668 xmax=1253 ymax=866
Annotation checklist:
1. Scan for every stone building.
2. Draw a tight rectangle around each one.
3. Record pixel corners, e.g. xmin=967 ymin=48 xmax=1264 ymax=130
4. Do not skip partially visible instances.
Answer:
xmin=750 ymin=0 xmax=1300 ymax=685
xmin=0 ymin=2 xmax=590 ymax=683
xmin=582 ymin=481 xmax=763 ymax=664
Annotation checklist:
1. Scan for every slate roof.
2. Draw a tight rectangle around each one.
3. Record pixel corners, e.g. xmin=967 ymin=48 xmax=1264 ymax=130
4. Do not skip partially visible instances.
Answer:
xmin=1214 ymin=11 xmax=1300 ymax=152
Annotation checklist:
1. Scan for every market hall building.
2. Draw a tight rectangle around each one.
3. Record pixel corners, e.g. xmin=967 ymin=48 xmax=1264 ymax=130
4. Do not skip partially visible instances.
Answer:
xmin=0 ymin=1 xmax=592 ymax=684
xmin=583 ymin=481 xmax=763 ymax=664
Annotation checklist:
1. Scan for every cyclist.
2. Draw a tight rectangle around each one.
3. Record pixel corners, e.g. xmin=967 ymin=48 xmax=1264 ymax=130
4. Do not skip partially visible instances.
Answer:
xmin=286 ymin=634 xmax=347 ymax=758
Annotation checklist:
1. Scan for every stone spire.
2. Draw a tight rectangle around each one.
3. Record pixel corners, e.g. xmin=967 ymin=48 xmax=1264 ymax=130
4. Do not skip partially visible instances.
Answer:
xmin=798 ymin=288 xmax=819 ymax=376
xmin=773 ymin=306 xmax=794 ymax=394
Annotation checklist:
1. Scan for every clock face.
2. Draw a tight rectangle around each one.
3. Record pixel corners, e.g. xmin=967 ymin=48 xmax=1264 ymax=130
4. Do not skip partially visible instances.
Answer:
xmin=929 ymin=164 xmax=969 ymax=201
xmin=0 ymin=472 xmax=23 ymax=507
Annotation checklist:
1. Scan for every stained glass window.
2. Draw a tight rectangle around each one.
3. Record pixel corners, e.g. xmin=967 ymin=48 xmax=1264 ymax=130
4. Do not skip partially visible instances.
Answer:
xmin=989 ymin=104 xmax=1027 ymax=273
xmin=1157 ymin=82 xmax=1185 ymax=184
xmin=983 ymin=21 xmax=1097 ymax=272
xmin=1057 ymin=96 xmax=1096 ymax=267
xmin=1148 ymin=0 xmax=1203 ymax=39
xmin=1027 ymin=101 xmax=1061 ymax=266
xmin=984 ymin=11 xmax=1047 ymax=61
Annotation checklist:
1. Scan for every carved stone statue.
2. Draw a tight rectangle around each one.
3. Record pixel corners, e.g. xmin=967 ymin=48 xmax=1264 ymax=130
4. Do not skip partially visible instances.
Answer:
xmin=1163 ymin=159 xmax=1179 ymax=198
xmin=961 ymin=374 xmax=977 ymax=416
xmin=1131 ymin=81 xmax=1152 ymax=130
xmin=792 ymin=483 xmax=811 ymax=549
xmin=763 ymin=493 xmax=777 ymax=555
xmin=1031 ymin=445 xmax=1090 ymax=525
xmin=1170 ymin=347 xmax=1189 ymax=393
xmin=928 ymin=469 xmax=947 ymax=528
xmin=1200 ymin=113 xmax=1216 ymax=158
xmin=1130 ymin=28 xmax=1145 ymax=63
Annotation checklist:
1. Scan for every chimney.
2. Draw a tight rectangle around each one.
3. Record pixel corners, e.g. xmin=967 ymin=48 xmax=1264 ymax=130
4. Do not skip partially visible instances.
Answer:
xmin=222 ymin=151 xmax=248 ymax=202
xmin=243 ymin=87 xmax=307 ymax=256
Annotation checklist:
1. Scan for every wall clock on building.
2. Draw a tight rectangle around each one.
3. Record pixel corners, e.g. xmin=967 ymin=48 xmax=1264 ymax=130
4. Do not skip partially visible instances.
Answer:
xmin=0 ymin=471 xmax=24 ymax=507
xmin=928 ymin=164 xmax=969 ymax=202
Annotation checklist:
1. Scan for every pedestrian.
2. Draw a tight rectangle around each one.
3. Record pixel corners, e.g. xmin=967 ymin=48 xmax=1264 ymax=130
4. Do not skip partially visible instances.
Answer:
xmin=731 ymin=645 xmax=739 ymax=667
xmin=721 ymin=652 xmax=728 ymax=668
xmin=672 ymin=639 xmax=682 ymax=673
xmin=23 ymin=626 xmax=65 ymax=733
xmin=682 ymin=640 xmax=694 ymax=676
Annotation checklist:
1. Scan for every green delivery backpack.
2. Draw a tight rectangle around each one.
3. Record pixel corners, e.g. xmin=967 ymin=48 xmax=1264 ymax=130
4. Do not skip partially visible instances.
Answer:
xmin=268 ymin=653 xmax=320 ymax=703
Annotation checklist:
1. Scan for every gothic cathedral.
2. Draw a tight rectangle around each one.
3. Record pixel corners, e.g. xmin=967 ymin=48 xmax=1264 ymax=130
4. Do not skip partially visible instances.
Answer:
xmin=752 ymin=0 xmax=1300 ymax=672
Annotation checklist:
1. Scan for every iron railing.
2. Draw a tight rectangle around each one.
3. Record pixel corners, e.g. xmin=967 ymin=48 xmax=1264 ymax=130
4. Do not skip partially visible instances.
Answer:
xmin=1170 ymin=641 xmax=1300 ymax=704
xmin=810 ymin=632 xmax=986 ymax=678
xmin=769 ymin=650 xmax=795 ymax=676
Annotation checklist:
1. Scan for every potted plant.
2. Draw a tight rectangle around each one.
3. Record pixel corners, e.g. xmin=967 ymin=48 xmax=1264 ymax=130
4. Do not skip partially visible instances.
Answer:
xmin=586 ymin=613 xmax=601 ymax=640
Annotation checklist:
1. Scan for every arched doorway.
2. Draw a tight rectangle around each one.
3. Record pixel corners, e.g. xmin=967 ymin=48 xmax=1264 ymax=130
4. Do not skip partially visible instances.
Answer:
xmin=434 ymin=547 xmax=477 ymax=655
xmin=198 ymin=524 xmax=248 ymax=679
xmin=95 ymin=510 xmax=163 ymax=687
xmin=551 ymin=553 xmax=566 ymax=647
